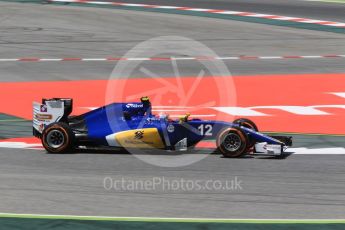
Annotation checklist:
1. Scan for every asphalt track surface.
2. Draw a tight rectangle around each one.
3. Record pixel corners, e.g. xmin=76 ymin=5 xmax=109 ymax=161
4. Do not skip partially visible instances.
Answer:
xmin=0 ymin=2 xmax=345 ymax=81
xmin=99 ymin=0 xmax=345 ymax=22
xmin=0 ymin=1 xmax=345 ymax=219
xmin=0 ymin=147 xmax=345 ymax=219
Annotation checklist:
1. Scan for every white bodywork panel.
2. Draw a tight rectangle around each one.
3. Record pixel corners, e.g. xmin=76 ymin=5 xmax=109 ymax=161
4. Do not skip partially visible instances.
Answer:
xmin=105 ymin=133 xmax=120 ymax=147
xmin=33 ymin=101 xmax=64 ymax=133
xmin=254 ymin=142 xmax=283 ymax=155
xmin=175 ymin=138 xmax=187 ymax=151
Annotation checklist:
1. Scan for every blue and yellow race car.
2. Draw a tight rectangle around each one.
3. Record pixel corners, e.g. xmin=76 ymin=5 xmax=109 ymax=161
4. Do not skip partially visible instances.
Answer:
xmin=33 ymin=97 xmax=292 ymax=157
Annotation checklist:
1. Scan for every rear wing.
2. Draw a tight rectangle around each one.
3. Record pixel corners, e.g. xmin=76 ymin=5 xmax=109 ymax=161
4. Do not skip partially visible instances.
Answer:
xmin=33 ymin=98 xmax=73 ymax=136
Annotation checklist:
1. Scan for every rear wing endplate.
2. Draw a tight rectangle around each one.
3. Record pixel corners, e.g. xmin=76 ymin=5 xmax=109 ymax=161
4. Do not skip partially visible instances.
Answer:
xmin=33 ymin=100 xmax=65 ymax=134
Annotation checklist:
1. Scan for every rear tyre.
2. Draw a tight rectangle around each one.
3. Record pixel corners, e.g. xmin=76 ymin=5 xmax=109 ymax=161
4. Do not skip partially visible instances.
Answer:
xmin=216 ymin=127 xmax=248 ymax=158
xmin=41 ymin=122 xmax=75 ymax=153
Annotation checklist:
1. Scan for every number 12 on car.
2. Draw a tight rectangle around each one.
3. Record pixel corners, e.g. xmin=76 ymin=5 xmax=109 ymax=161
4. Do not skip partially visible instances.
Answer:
xmin=198 ymin=124 xmax=213 ymax=136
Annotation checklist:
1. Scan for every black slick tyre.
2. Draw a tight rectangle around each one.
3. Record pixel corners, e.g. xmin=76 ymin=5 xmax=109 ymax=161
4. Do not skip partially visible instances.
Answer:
xmin=41 ymin=122 xmax=75 ymax=153
xmin=216 ymin=127 xmax=248 ymax=158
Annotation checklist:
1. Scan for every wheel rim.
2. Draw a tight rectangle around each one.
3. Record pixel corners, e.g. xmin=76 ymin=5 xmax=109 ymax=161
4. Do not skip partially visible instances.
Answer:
xmin=46 ymin=130 xmax=65 ymax=148
xmin=222 ymin=133 xmax=241 ymax=152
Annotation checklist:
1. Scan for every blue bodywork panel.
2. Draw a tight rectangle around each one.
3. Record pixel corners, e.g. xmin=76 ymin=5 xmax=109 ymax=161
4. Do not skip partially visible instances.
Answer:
xmin=81 ymin=102 xmax=283 ymax=148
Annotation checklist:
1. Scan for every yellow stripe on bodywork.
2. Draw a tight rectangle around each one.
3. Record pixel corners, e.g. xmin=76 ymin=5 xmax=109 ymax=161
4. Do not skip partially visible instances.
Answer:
xmin=114 ymin=128 xmax=164 ymax=149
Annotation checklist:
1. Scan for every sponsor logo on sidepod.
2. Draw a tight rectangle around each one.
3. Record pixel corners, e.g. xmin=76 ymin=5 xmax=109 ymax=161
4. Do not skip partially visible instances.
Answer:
xmin=126 ymin=103 xmax=144 ymax=108
xmin=167 ymin=124 xmax=175 ymax=133
xmin=134 ymin=130 xmax=144 ymax=139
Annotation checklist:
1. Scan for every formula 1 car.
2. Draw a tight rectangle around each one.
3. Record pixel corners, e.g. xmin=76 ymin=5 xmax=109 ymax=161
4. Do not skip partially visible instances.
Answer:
xmin=33 ymin=97 xmax=292 ymax=157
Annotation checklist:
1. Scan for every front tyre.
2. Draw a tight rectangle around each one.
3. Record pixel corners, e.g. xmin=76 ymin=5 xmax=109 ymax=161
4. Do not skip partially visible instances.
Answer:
xmin=41 ymin=122 xmax=75 ymax=153
xmin=233 ymin=118 xmax=258 ymax=150
xmin=233 ymin=118 xmax=258 ymax=131
xmin=216 ymin=127 xmax=248 ymax=158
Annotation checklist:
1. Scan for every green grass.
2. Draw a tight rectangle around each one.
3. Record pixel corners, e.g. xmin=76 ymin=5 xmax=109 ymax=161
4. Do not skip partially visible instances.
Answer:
xmin=0 ymin=213 xmax=345 ymax=223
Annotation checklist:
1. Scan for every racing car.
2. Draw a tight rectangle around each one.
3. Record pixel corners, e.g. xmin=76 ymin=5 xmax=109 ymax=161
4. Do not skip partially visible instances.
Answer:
xmin=33 ymin=97 xmax=292 ymax=157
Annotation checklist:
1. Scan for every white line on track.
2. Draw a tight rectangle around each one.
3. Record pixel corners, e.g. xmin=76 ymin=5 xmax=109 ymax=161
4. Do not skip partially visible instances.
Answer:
xmin=0 ymin=212 xmax=344 ymax=222
xmin=0 ymin=141 xmax=345 ymax=155
xmin=0 ymin=55 xmax=344 ymax=62
xmin=288 ymin=147 xmax=345 ymax=154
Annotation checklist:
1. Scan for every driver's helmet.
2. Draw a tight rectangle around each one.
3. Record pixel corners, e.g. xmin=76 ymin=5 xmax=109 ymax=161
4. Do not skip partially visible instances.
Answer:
xmin=141 ymin=96 xmax=150 ymax=104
